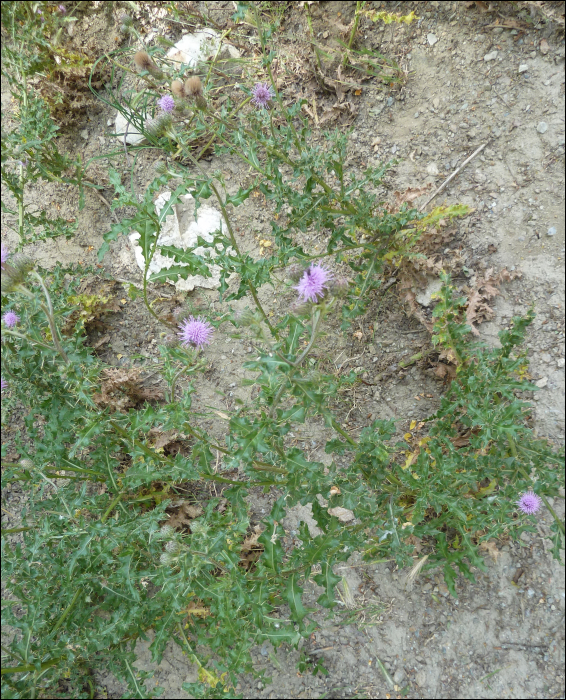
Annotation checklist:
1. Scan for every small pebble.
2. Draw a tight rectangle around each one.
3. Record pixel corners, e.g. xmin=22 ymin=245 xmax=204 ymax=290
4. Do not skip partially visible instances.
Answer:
xmin=484 ymin=51 xmax=498 ymax=62
xmin=537 ymin=122 xmax=548 ymax=134
xmin=547 ymin=227 xmax=557 ymax=236
xmin=427 ymin=33 xmax=438 ymax=46
xmin=518 ymin=64 xmax=528 ymax=73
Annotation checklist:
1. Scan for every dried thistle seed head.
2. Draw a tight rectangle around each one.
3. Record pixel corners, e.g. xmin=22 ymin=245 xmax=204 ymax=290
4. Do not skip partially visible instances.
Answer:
xmin=133 ymin=51 xmax=164 ymax=79
xmin=184 ymin=76 xmax=203 ymax=98
xmin=165 ymin=540 xmax=180 ymax=553
xmin=19 ymin=458 xmax=34 ymax=470
xmin=154 ymin=160 xmax=167 ymax=174
xmin=118 ymin=13 xmax=133 ymax=26
xmin=134 ymin=50 xmax=153 ymax=71
xmin=171 ymin=79 xmax=185 ymax=99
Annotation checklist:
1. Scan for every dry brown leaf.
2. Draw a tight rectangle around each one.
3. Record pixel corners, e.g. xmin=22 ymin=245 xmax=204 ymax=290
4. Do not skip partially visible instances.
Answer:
xmin=166 ymin=502 xmax=203 ymax=530
xmin=241 ymin=525 xmax=263 ymax=552
xmin=393 ymin=185 xmax=432 ymax=209
xmin=479 ymin=540 xmax=500 ymax=562
xmin=92 ymin=367 xmax=163 ymax=412
xmin=465 ymin=268 xmax=521 ymax=335
xmin=91 ymin=334 xmax=110 ymax=349
xmin=434 ymin=362 xmax=456 ymax=380
xmin=451 ymin=434 xmax=471 ymax=448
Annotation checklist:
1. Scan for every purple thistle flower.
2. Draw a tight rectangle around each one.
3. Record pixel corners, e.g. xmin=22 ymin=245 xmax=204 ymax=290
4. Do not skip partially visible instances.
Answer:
xmin=516 ymin=490 xmax=542 ymax=515
xmin=178 ymin=316 xmax=214 ymax=348
xmin=1 ymin=243 xmax=9 ymax=270
xmin=1 ymin=376 xmax=6 ymax=392
xmin=295 ymin=264 xmax=333 ymax=303
xmin=58 ymin=5 xmax=66 ymax=13
xmin=251 ymin=82 xmax=275 ymax=109
xmin=157 ymin=95 xmax=175 ymax=113
xmin=2 ymin=311 xmax=20 ymax=328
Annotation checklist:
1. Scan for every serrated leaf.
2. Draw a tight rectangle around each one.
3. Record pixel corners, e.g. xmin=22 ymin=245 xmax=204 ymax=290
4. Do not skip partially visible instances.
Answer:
xmin=313 ymin=561 xmax=341 ymax=609
xmin=285 ymin=573 xmax=309 ymax=623
xmin=278 ymin=405 xmax=306 ymax=423
xmin=225 ymin=184 xmax=255 ymax=208
xmin=158 ymin=245 xmax=213 ymax=277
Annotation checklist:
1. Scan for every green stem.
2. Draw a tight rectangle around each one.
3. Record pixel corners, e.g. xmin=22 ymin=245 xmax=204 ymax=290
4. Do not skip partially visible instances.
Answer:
xmin=343 ymin=2 xmax=365 ymax=67
xmin=30 ymin=272 xmax=69 ymax=362
xmin=102 ymin=493 xmax=123 ymax=523
xmin=1 ymin=329 xmax=58 ymax=354
xmin=50 ymin=588 xmax=81 ymax=635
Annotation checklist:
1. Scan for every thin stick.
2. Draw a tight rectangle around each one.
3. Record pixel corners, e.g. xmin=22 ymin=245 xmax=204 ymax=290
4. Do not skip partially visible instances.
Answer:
xmin=420 ymin=143 xmax=486 ymax=211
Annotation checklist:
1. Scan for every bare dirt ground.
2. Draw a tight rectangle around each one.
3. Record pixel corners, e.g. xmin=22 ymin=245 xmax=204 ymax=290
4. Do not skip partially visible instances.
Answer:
xmin=1 ymin=1 xmax=565 ymax=698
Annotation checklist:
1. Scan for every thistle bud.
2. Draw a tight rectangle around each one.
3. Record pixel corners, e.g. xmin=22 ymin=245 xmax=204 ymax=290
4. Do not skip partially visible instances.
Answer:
xmin=304 ymin=370 xmax=323 ymax=383
xmin=195 ymin=95 xmax=207 ymax=110
xmin=233 ymin=308 xmax=257 ymax=327
xmin=19 ymin=458 xmax=34 ymax=470
xmin=159 ymin=524 xmax=174 ymax=538
xmin=160 ymin=551 xmax=175 ymax=566
xmin=144 ymin=112 xmax=172 ymax=139
xmin=163 ymin=333 xmax=178 ymax=347
xmin=329 ymin=275 xmax=351 ymax=297
xmin=290 ymin=300 xmax=311 ymax=316
xmin=154 ymin=160 xmax=168 ymax=175
xmin=133 ymin=51 xmax=164 ymax=80
xmin=1 ymin=255 xmax=34 ymax=293
xmin=285 ymin=263 xmax=305 ymax=283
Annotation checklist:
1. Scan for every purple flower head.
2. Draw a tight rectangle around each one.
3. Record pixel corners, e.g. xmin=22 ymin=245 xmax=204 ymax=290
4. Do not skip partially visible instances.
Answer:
xmin=58 ymin=4 xmax=66 ymax=13
xmin=178 ymin=316 xmax=213 ymax=348
xmin=295 ymin=264 xmax=333 ymax=303
xmin=1 ymin=243 xmax=9 ymax=270
xmin=157 ymin=95 xmax=175 ymax=113
xmin=251 ymin=82 xmax=275 ymax=109
xmin=516 ymin=490 xmax=542 ymax=515
xmin=2 ymin=311 xmax=20 ymax=328
xmin=1 ymin=376 xmax=6 ymax=392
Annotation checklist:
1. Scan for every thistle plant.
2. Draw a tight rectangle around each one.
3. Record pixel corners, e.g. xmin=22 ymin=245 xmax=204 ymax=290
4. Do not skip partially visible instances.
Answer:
xmin=1 ymin=4 xmax=564 ymax=700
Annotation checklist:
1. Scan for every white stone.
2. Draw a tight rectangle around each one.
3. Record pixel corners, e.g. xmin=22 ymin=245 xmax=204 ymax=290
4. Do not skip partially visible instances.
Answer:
xmin=484 ymin=51 xmax=498 ymax=61
xmin=518 ymin=63 xmax=529 ymax=73
xmin=115 ymin=109 xmax=146 ymax=145
xmin=128 ymin=191 xmax=233 ymax=292
xmin=427 ymin=33 xmax=438 ymax=46
xmin=535 ymin=377 xmax=548 ymax=388
xmin=166 ymin=30 xmax=221 ymax=68
xmin=426 ymin=162 xmax=439 ymax=176
xmin=537 ymin=121 xmax=548 ymax=134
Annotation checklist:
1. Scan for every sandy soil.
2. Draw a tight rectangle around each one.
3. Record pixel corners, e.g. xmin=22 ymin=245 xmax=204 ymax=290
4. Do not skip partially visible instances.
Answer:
xmin=1 ymin=2 xmax=564 ymax=698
